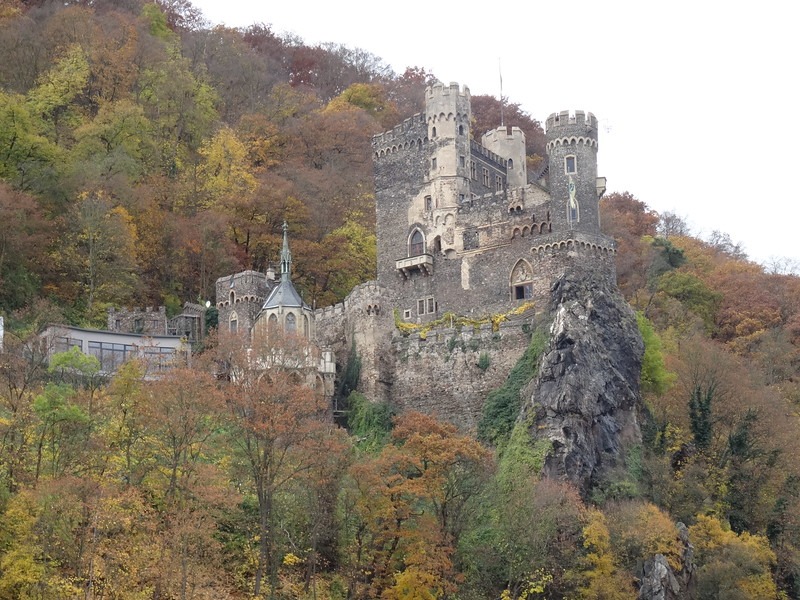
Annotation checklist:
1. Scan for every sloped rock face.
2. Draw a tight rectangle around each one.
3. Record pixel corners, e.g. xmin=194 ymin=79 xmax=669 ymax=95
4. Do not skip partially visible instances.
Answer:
xmin=524 ymin=271 xmax=643 ymax=496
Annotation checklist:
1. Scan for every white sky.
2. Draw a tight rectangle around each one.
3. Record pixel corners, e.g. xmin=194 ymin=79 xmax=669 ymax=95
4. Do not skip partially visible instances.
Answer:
xmin=191 ymin=0 xmax=800 ymax=267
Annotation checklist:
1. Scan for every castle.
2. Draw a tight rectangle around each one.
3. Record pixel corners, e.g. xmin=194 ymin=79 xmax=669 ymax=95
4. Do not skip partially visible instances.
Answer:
xmin=216 ymin=82 xmax=617 ymax=431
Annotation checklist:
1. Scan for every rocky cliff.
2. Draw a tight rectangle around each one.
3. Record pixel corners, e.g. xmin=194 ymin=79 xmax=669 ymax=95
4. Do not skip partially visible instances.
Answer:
xmin=522 ymin=271 xmax=643 ymax=496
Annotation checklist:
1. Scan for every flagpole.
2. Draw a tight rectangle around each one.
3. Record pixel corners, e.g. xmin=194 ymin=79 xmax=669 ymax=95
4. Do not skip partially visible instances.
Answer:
xmin=499 ymin=58 xmax=504 ymax=126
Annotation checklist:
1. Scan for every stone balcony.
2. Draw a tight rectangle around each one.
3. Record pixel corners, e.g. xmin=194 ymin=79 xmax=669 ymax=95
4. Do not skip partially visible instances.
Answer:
xmin=396 ymin=253 xmax=433 ymax=278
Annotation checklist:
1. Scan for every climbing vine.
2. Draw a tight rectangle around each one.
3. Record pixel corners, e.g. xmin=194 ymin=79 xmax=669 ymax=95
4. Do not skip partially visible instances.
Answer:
xmin=393 ymin=301 xmax=536 ymax=339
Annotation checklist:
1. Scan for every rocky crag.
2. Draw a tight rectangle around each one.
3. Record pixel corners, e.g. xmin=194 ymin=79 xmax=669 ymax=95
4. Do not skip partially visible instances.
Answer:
xmin=522 ymin=270 xmax=644 ymax=496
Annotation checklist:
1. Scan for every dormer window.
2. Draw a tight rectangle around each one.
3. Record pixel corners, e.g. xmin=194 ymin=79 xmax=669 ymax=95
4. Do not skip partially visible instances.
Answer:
xmin=409 ymin=230 xmax=424 ymax=256
xmin=565 ymin=155 xmax=577 ymax=174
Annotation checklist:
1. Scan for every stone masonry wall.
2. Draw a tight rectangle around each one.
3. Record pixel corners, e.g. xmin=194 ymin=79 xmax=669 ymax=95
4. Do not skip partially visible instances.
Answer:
xmin=390 ymin=318 xmax=535 ymax=433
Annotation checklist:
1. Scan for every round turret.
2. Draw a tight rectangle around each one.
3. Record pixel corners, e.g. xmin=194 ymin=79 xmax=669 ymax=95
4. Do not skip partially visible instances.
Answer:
xmin=545 ymin=110 xmax=600 ymax=235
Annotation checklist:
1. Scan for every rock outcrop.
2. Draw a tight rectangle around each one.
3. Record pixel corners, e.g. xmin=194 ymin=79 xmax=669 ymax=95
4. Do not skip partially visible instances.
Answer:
xmin=523 ymin=271 xmax=643 ymax=495
xmin=638 ymin=523 xmax=695 ymax=600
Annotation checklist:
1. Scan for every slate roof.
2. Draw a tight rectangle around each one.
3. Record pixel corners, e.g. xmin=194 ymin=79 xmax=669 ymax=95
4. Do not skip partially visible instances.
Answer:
xmin=261 ymin=279 xmax=309 ymax=310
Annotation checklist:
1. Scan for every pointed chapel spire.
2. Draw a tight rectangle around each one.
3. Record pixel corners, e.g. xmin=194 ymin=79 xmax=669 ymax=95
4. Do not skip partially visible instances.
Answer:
xmin=280 ymin=220 xmax=292 ymax=282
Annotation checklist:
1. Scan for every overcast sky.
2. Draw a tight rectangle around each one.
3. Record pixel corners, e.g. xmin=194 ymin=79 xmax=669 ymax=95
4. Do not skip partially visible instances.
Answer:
xmin=190 ymin=0 xmax=799 ymax=268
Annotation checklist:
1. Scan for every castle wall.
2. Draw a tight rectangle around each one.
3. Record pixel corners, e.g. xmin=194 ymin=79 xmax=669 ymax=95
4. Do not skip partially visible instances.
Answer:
xmin=315 ymin=281 xmax=395 ymax=404
xmin=108 ymin=306 xmax=167 ymax=335
xmin=373 ymin=115 xmax=430 ymax=288
xmin=389 ymin=319 xmax=533 ymax=432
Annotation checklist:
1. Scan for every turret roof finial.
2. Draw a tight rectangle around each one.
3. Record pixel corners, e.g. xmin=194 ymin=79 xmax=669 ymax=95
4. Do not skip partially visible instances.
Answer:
xmin=280 ymin=221 xmax=292 ymax=282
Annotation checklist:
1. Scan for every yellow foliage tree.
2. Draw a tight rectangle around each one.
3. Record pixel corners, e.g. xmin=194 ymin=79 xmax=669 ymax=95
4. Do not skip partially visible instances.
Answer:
xmin=689 ymin=514 xmax=779 ymax=599
xmin=197 ymin=125 xmax=257 ymax=209
xmin=576 ymin=509 xmax=635 ymax=599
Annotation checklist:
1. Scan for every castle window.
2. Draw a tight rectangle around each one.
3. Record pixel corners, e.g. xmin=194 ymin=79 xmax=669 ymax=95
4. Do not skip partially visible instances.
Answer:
xmin=268 ymin=314 xmax=278 ymax=331
xmin=286 ymin=312 xmax=296 ymax=334
xmin=508 ymin=158 xmax=514 ymax=170
xmin=514 ymin=284 xmax=533 ymax=300
xmin=482 ymin=168 xmax=489 ymax=187
xmin=230 ymin=311 xmax=238 ymax=333
xmin=431 ymin=157 xmax=437 ymax=170
xmin=409 ymin=230 xmax=424 ymax=256
xmin=470 ymin=161 xmax=476 ymax=180
xmin=432 ymin=126 xmax=437 ymax=138
xmin=459 ymin=155 xmax=465 ymax=167
xmin=459 ymin=193 xmax=465 ymax=202
xmin=496 ymin=175 xmax=503 ymax=191
xmin=425 ymin=196 xmax=432 ymax=211
xmin=417 ymin=296 xmax=436 ymax=316
xmin=458 ymin=125 xmax=464 ymax=135
xmin=510 ymin=259 xmax=534 ymax=301
xmin=403 ymin=309 xmax=412 ymax=320
xmin=303 ymin=314 xmax=310 ymax=338
xmin=565 ymin=155 xmax=576 ymax=174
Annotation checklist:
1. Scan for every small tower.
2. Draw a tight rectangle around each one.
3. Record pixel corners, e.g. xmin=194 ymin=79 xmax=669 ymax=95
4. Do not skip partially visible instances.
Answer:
xmin=545 ymin=110 xmax=601 ymax=234
xmin=482 ymin=126 xmax=527 ymax=188
xmin=216 ymin=270 xmax=270 ymax=335
xmin=252 ymin=222 xmax=315 ymax=340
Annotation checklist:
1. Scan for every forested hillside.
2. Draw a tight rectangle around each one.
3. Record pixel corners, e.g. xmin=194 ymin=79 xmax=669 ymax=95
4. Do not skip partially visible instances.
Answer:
xmin=1 ymin=1 xmax=800 ymax=599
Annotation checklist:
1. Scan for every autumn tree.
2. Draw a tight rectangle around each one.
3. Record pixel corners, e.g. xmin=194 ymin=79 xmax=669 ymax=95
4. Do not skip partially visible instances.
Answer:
xmin=342 ymin=412 xmax=491 ymax=599
xmin=61 ymin=191 xmax=139 ymax=322
xmin=217 ymin=330 xmax=344 ymax=598
xmin=0 ymin=184 xmax=54 ymax=312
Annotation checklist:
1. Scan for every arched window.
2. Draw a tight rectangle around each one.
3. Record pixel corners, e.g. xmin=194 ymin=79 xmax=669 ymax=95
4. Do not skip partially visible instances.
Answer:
xmin=229 ymin=311 xmax=238 ymax=333
xmin=303 ymin=314 xmax=309 ymax=338
xmin=229 ymin=290 xmax=235 ymax=305
xmin=458 ymin=124 xmax=464 ymax=135
xmin=510 ymin=259 xmax=533 ymax=300
xmin=286 ymin=312 xmax=296 ymax=334
xmin=409 ymin=230 xmax=424 ymax=256
xmin=268 ymin=313 xmax=278 ymax=331
xmin=508 ymin=158 xmax=514 ymax=170
xmin=431 ymin=126 xmax=437 ymax=138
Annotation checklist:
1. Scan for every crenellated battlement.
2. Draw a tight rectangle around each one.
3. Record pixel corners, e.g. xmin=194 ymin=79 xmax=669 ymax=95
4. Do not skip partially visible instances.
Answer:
xmin=545 ymin=110 xmax=598 ymax=132
xmin=481 ymin=126 xmax=525 ymax=145
xmin=425 ymin=81 xmax=470 ymax=100
xmin=372 ymin=113 xmax=426 ymax=147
